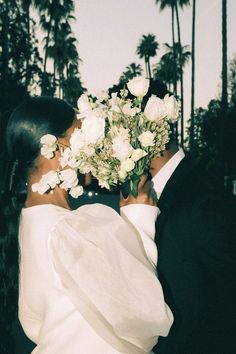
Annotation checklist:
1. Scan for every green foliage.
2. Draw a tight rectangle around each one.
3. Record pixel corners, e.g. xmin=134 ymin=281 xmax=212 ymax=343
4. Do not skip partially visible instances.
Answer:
xmin=136 ymin=34 xmax=159 ymax=78
xmin=119 ymin=63 xmax=143 ymax=85
xmin=0 ymin=0 xmax=83 ymax=117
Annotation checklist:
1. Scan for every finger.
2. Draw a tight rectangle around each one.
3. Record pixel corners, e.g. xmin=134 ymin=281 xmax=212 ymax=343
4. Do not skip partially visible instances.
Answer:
xmin=138 ymin=173 xmax=149 ymax=190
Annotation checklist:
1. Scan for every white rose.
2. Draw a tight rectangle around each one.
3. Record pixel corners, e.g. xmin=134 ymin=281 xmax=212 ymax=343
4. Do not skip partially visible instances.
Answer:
xmin=69 ymin=185 xmax=84 ymax=198
xmin=77 ymin=94 xmax=92 ymax=113
xmin=163 ymin=94 xmax=179 ymax=122
xmin=112 ymin=136 xmax=133 ymax=161
xmin=144 ymin=95 xmax=167 ymax=122
xmin=138 ymin=131 xmax=155 ymax=147
xmin=59 ymin=169 xmax=78 ymax=191
xmin=131 ymin=148 xmax=147 ymax=162
xmin=81 ymin=114 xmax=105 ymax=144
xmin=127 ymin=77 xmax=149 ymax=99
xmin=120 ymin=158 xmax=135 ymax=173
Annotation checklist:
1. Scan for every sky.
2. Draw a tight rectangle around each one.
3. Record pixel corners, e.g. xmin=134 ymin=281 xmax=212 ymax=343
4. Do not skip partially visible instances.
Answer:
xmin=68 ymin=0 xmax=236 ymax=125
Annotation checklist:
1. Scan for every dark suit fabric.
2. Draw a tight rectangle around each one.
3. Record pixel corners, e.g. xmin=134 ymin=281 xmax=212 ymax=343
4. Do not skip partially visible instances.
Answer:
xmin=154 ymin=157 xmax=236 ymax=354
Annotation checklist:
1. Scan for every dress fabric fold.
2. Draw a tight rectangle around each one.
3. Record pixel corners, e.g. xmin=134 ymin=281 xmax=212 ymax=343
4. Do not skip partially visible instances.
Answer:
xmin=19 ymin=203 xmax=173 ymax=354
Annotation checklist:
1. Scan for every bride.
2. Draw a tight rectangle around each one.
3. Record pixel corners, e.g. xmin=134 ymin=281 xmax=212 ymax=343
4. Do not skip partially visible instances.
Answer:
xmin=1 ymin=96 xmax=173 ymax=354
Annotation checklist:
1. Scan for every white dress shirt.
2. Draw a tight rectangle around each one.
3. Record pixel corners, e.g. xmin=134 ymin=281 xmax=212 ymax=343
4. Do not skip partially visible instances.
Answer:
xmin=152 ymin=148 xmax=185 ymax=199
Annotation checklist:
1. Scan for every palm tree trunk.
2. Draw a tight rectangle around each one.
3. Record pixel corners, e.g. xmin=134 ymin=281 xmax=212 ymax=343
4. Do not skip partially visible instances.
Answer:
xmin=190 ymin=0 xmax=196 ymax=149
xmin=25 ymin=5 xmax=31 ymax=93
xmin=175 ymin=3 xmax=184 ymax=147
xmin=220 ymin=0 xmax=228 ymax=177
xmin=171 ymin=4 xmax=177 ymax=96
xmin=144 ymin=59 xmax=148 ymax=79
xmin=147 ymin=58 xmax=152 ymax=79
xmin=41 ymin=10 xmax=53 ymax=95
xmin=222 ymin=0 xmax=228 ymax=114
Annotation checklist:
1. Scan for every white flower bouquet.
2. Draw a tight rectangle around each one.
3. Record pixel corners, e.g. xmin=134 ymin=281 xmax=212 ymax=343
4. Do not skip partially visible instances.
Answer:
xmin=62 ymin=77 xmax=179 ymax=197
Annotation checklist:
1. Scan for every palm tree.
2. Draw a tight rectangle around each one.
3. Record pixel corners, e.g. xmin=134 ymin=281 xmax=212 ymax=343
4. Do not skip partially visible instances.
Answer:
xmin=221 ymin=0 xmax=228 ymax=115
xmin=153 ymin=55 xmax=175 ymax=92
xmin=190 ymin=0 xmax=196 ymax=148
xmin=136 ymin=34 xmax=159 ymax=79
xmin=220 ymin=0 xmax=228 ymax=176
xmin=33 ymin=0 xmax=75 ymax=94
xmin=163 ymin=42 xmax=190 ymax=88
xmin=119 ymin=63 xmax=143 ymax=84
xmin=21 ymin=0 xmax=32 ymax=91
xmin=174 ymin=0 xmax=190 ymax=146
xmin=154 ymin=0 xmax=190 ymax=145
xmin=155 ymin=0 xmax=177 ymax=94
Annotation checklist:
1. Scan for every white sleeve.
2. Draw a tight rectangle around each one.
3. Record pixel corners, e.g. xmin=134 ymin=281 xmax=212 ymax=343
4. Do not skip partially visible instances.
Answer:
xmin=120 ymin=204 xmax=160 ymax=267
xmin=49 ymin=204 xmax=173 ymax=354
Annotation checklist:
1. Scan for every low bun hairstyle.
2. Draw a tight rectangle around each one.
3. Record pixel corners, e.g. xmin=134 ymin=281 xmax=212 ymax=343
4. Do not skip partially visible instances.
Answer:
xmin=0 ymin=96 xmax=75 ymax=353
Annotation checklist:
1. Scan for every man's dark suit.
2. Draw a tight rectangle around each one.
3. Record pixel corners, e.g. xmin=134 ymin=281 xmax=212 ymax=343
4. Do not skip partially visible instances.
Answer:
xmin=154 ymin=157 xmax=236 ymax=354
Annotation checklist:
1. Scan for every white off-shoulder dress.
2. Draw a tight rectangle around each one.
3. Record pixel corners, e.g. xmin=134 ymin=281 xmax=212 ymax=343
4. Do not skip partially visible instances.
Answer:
xmin=18 ymin=203 xmax=173 ymax=354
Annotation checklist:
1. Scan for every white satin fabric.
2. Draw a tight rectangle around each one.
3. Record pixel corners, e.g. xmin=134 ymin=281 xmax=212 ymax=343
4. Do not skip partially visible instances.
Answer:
xmin=19 ymin=203 xmax=173 ymax=354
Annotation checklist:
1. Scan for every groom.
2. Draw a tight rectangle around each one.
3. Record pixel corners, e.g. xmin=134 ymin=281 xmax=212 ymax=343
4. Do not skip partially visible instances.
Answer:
xmin=151 ymin=139 xmax=236 ymax=354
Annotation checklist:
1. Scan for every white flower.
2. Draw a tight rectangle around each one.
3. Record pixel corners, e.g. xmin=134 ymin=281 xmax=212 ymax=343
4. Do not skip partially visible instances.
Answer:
xmin=138 ymin=131 xmax=155 ymax=147
xmin=59 ymin=147 xmax=80 ymax=169
xmin=98 ymin=180 xmax=110 ymax=189
xmin=163 ymin=94 xmax=179 ymax=122
xmin=122 ymin=102 xmax=136 ymax=117
xmin=31 ymin=170 xmax=60 ymax=194
xmin=131 ymin=148 xmax=147 ymax=162
xmin=109 ymin=92 xmax=120 ymax=107
xmin=144 ymin=95 xmax=167 ymax=122
xmin=43 ymin=170 xmax=60 ymax=188
xmin=120 ymin=158 xmax=135 ymax=173
xmin=40 ymin=134 xmax=57 ymax=159
xmin=127 ymin=77 xmax=149 ymax=99
xmin=118 ymin=169 xmax=127 ymax=180
xmin=32 ymin=181 xmax=49 ymax=195
xmin=77 ymin=94 xmax=92 ymax=113
xmin=109 ymin=126 xmax=130 ymax=140
xmin=59 ymin=169 xmax=78 ymax=191
xmin=96 ymin=90 xmax=109 ymax=102
xmin=70 ymin=129 xmax=87 ymax=155
xmin=78 ymin=161 xmax=93 ymax=174
xmin=81 ymin=114 xmax=105 ymax=144
xmin=82 ymin=145 xmax=95 ymax=157
xmin=69 ymin=185 xmax=84 ymax=198
xmin=112 ymin=136 xmax=133 ymax=162
xmin=109 ymin=93 xmax=121 ymax=113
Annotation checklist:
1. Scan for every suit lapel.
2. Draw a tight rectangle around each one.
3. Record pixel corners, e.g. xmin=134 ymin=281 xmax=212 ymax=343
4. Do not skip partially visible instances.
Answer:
xmin=155 ymin=157 xmax=195 ymax=238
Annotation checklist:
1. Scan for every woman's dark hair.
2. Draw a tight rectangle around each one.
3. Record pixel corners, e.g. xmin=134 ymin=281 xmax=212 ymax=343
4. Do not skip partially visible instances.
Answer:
xmin=0 ymin=96 xmax=75 ymax=353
